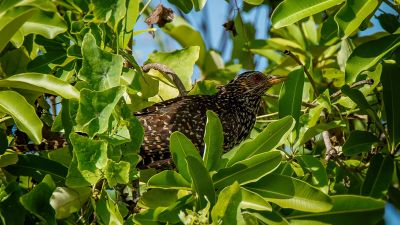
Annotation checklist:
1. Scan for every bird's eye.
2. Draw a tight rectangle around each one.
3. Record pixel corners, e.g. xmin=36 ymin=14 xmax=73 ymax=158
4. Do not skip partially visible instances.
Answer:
xmin=252 ymin=74 xmax=263 ymax=82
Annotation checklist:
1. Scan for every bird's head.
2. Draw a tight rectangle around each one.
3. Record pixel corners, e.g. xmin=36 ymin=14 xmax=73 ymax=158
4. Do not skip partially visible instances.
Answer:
xmin=220 ymin=71 xmax=286 ymax=96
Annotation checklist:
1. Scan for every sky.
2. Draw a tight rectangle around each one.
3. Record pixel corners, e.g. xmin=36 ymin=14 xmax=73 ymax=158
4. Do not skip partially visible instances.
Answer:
xmin=132 ymin=0 xmax=397 ymax=78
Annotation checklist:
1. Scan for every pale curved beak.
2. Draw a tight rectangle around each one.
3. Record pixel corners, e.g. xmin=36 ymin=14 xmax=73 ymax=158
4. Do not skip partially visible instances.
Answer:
xmin=267 ymin=75 xmax=287 ymax=85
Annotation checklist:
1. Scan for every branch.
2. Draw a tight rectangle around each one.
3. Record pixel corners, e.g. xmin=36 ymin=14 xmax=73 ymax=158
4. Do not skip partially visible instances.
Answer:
xmin=331 ymin=79 xmax=374 ymax=99
xmin=142 ymin=63 xmax=187 ymax=96
xmin=284 ymin=50 xmax=319 ymax=97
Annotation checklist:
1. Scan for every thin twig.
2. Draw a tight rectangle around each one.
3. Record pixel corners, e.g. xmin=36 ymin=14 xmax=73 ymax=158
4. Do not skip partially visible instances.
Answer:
xmin=49 ymin=95 xmax=57 ymax=121
xmin=331 ymin=79 xmax=374 ymax=99
xmin=233 ymin=0 xmax=254 ymax=68
xmin=142 ymin=63 xmax=187 ymax=96
xmin=284 ymin=50 xmax=319 ymax=97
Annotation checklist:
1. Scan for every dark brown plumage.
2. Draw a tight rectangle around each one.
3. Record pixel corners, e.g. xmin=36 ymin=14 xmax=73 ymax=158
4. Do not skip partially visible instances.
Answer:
xmin=136 ymin=71 xmax=285 ymax=168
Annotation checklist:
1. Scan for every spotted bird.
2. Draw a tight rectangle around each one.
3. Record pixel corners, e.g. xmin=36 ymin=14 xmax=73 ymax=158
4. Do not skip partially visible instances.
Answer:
xmin=136 ymin=71 xmax=285 ymax=168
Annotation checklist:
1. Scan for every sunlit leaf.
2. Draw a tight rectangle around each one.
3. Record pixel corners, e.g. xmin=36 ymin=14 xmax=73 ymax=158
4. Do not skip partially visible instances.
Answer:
xmin=147 ymin=46 xmax=199 ymax=100
xmin=147 ymin=170 xmax=191 ymax=190
xmin=75 ymin=86 xmax=124 ymax=137
xmin=69 ymin=133 xmax=107 ymax=184
xmin=271 ymin=0 xmax=344 ymax=29
xmin=203 ymin=110 xmax=223 ymax=171
xmin=228 ymin=116 xmax=295 ymax=165
xmin=0 ymin=8 xmax=38 ymax=52
xmin=0 ymin=73 xmax=80 ymax=100
xmin=334 ymin=0 xmax=379 ymax=38
xmin=245 ymin=174 xmax=332 ymax=212
xmin=186 ymin=156 xmax=216 ymax=208
xmin=345 ymin=34 xmax=400 ymax=83
xmin=288 ymin=195 xmax=385 ymax=225
xmin=163 ymin=17 xmax=206 ymax=68
xmin=169 ymin=131 xmax=203 ymax=182
xmin=211 ymin=182 xmax=242 ymax=224
xmin=78 ymin=33 xmax=123 ymax=91
xmin=240 ymin=188 xmax=272 ymax=211
xmin=50 ymin=187 xmax=91 ymax=219
xmin=0 ymin=91 xmax=42 ymax=144
xmin=104 ymin=159 xmax=130 ymax=187
xmin=213 ymin=151 xmax=282 ymax=189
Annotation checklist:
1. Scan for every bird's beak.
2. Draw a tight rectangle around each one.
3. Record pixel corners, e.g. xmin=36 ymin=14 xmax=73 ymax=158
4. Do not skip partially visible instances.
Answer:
xmin=268 ymin=75 xmax=287 ymax=85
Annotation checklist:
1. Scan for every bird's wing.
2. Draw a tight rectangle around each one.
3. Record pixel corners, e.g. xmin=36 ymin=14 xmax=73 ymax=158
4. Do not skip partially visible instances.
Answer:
xmin=134 ymin=96 xmax=185 ymax=116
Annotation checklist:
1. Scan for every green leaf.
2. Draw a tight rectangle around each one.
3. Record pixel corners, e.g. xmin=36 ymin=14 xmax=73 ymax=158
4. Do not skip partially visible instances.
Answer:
xmin=243 ymin=211 xmax=290 ymax=225
xmin=185 ymin=156 xmax=216 ymax=209
xmin=147 ymin=46 xmax=199 ymax=100
xmin=4 ymin=154 xmax=67 ymax=185
xmin=245 ymin=174 xmax=333 ymax=212
xmin=211 ymin=182 xmax=242 ymax=225
xmin=342 ymin=131 xmax=379 ymax=156
xmin=50 ymin=187 xmax=91 ymax=219
xmin=0 ymin=8 xmax=38 ymax=52
xmin=75 ymin=86 xmax=124 ymax=137
xmin=320 ymin=16 xmax=339 ymax=45
xmin=203 ymin=110 xmax=223 ymax=171
xmin=361 ymin=154 xmax=394 ymax=198
xmin=295 ymin=156 xmax=329 ymax=193
xmin=341 ymin=85 xmax=382 ymax=131
xmin=78 ymin=33 xmax=123 ymax=91
xmin=147 ymin=170 xmax=191 ymax=190
xmin=0 ymin=73 xmax=80 ymax=100
xmin=69 ymin=133 xmax=108 ymax=184
xmin=213 ymin=151 xmax=282 ymax=189
xmin=140 ymin=189 xmax=179 ymax=209
xmin=167 ymin=0 xmax=193 ymax=13
xmin=20 ymin=175 xmax=57 ymax=225
xmin=244 ymin=0 xmax=264 ymax=5
xmin=96 ymin=190 xmax=124 ymax=225
xmin=287 ymin=195 xmax=385 ymax=225
xmin=381 ymin=63 xmax=400 ymax=150
xmin=271 ymin=0 xmax=345 ymax=29
xmin=334 ymin=0 xmax=379 ymax=38
xmin=65 ymin=153 xmax=91 ymax=188
xmin=193 ymin=0 xmax=207 ymax=11
xmin=18 ymin=10 xmax=67 ymax=39
xmin=228 ymin=116 xmax=295 ymax=166
xmin=0 ymin=91 xmax=42 ymax=144
xmin=169 ymin=131 xmax=202 ymax=181
xmin=163 ymin=17 xmax=206 ymax=68
xmin=104 ymin=159 xmax=130 ymax=187
xmin=279 ymin=68 xmax=304 ymax=131
xmin=0 ymin=150 xmax=18 ymax=167
xmin=240 ymin=188 xmax=272 ymax=211
xmin=27 ymin=50 xmax=67 ymax=73
xmin=345 ymin=34 xmax=400 ymax=83
xmin=298 ymin=121 xmax=344 ymax=146
xmin=0 ymin=181 xmax=27 ymax=225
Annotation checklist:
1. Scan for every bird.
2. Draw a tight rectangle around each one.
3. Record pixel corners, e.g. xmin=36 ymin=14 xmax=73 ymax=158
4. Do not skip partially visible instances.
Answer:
xmin=136 ymin=71 xmax=285 ymax=169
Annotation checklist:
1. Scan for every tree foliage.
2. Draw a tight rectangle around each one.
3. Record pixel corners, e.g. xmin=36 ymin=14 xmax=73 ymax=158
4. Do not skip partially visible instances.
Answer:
xmin=0 ymin=0 xmax=399 ymax=224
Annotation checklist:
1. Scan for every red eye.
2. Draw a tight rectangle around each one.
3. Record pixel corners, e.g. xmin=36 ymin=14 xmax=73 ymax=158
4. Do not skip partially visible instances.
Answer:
xmin=252 ymin=74 xmax=263 ymax=82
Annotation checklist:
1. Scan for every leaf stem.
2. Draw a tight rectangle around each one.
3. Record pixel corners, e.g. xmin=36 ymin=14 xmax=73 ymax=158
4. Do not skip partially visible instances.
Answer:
xmin=284 ymin=50 xmax=319 ymax=97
